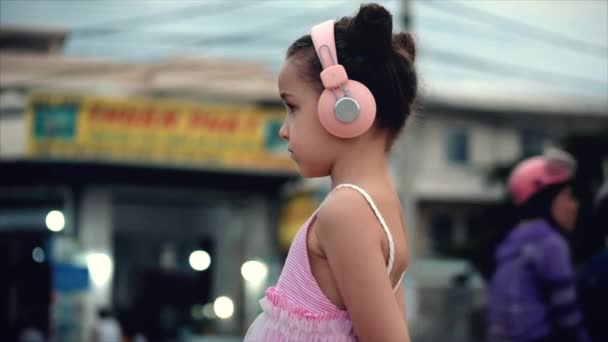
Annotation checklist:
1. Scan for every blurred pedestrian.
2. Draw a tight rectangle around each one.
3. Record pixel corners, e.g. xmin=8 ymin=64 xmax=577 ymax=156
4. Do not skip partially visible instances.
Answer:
xmin=486 ymin=153 xmax=590 ymax=342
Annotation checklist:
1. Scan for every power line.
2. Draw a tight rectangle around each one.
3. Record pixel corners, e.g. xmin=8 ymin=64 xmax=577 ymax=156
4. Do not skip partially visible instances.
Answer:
xmin=65 ymin=27 xmax=603 ymax=88
xmin=70 ymin=1 xmax=263 ymax=38
xmin=419 ymin=64 xmax=602 ymax=101
xmin=420 ymin=47 xmax=607 ymax=89
xmin=415 ymin=18 xmax=514 ymax=44
xmin=191 ymin=12 xmax=322 ymax=47
xmin=4 ymin=1 xmax=605 ymax=92
xmin=67 ymin=2 xmax=346 ymax=48
xmin=122 ymin=12 xmax=320 ymax=48
xmin=69 ymin=0 xmax=607 ymax=60
xmin=17 ymin=33 xmax=606 ymax=93
xmin=418 ymin=0 xmax=608 ymax=58
xmin=65 ymin=28 xmax=608 ymax=91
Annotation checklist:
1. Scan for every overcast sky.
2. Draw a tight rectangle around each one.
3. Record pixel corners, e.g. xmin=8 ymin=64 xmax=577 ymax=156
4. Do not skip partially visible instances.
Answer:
xmin=1 ymin=0 xmax=606 ymax=106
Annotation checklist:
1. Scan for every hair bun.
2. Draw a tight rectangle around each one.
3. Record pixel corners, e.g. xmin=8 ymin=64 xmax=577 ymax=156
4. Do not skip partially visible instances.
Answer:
xmin=394 ymin=32 xmax=416 ymax=63
xmin=348 ymin=3 xmax=393 ymax=61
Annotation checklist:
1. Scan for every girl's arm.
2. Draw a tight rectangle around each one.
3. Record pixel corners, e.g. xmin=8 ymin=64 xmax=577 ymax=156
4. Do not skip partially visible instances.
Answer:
xmin=316 ymin=190 xmax=410 ymax=342
xmin=395 ymin=281 xmax=407 ymax=324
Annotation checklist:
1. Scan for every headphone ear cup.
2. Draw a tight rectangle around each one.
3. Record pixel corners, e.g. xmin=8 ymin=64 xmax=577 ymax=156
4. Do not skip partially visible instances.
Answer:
xmin=317 ymin=80 xmax=376 ymax=138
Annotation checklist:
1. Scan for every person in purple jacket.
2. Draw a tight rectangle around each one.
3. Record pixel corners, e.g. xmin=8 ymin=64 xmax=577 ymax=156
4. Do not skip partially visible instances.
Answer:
xmin=487 ymin=153 xmax=590 ymax=342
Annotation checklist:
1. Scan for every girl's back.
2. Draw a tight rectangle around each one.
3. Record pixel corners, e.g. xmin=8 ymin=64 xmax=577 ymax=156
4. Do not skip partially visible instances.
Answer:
xmin=245 ymin=183 xmax=408 ymax=341
xmin=309 ymin=182 xmax=409 ymax=312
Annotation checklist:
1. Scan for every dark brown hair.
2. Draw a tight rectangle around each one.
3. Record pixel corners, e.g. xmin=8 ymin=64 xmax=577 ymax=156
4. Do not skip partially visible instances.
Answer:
xmin=286 ymin=3 xmax=418 ymax=146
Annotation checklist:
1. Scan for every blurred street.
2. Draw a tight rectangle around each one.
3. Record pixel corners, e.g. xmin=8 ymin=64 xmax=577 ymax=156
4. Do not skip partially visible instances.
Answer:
xmin=1 ymin=1 xmax=606 ymax=341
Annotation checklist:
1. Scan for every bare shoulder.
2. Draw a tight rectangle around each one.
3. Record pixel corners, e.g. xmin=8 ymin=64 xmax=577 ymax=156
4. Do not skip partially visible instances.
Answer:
xmin=315 ymin=185 xmax=410 ymax=271
xmin=315 ymin=187 xmax=383 ymax=247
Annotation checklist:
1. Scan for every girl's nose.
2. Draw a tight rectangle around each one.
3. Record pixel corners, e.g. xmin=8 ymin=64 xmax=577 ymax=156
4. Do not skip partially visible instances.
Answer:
xmin=279 ymin=121 xmax=289 ymax=141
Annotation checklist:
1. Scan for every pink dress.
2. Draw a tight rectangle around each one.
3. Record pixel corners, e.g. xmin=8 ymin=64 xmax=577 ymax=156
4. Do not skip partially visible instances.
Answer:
xmin=244 ymin=184 xmax=404 ymax=342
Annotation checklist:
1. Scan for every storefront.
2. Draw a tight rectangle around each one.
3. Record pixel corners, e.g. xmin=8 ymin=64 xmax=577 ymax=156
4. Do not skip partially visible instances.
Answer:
xmin=0 ymin=94 xmax=302 ymax=340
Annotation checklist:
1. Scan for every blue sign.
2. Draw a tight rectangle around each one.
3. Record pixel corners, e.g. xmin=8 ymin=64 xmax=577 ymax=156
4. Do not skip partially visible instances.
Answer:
xmin=53 ymin=263 xmax=89 ymax=292
xmin=33 ymin=102 xmax=79 ymax=140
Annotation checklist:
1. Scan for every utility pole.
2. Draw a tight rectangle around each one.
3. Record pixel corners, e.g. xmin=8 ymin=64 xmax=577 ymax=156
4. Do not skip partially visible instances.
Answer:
xmin=396 ymin=0 xmax=419 ymax=329
xmin=402 ymin=0 xmax=412 ymax=31
xmin=398 ymin=0 xmax=416 ymax=259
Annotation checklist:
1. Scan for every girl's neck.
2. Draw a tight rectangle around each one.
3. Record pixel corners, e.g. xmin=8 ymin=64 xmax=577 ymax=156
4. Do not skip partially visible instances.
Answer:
xmin=329 ymin=137 xmax=392 ymax=189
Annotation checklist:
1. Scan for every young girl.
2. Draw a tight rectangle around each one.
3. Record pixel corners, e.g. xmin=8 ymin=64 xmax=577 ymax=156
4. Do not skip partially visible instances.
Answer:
xmin=486 ymin=154 xmax=590 ymax=342
xmin=245 ymin=3 xmax=417 ymax=342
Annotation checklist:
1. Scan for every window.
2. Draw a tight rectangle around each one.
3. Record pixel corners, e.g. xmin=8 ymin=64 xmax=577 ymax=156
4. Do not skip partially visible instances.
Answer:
xmin=429 ymin=213 xmax=454 ymax=257
xmin=520 ymin=130 xmax=544 ymax=158
xmin=446 ymin=128 xmax=469 ymax=165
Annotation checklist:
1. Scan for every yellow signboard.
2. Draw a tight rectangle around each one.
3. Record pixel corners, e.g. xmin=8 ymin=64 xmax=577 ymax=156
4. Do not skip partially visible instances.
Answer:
xmin=27 ymin=94 xmax=295 ymax=173
xmin=277 ymin=191 xmax=318 ymax=252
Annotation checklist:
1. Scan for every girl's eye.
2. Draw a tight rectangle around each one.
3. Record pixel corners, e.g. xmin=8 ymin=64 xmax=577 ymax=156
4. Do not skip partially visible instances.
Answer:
xmin=285 ymin=103 xmax=297 ymax=114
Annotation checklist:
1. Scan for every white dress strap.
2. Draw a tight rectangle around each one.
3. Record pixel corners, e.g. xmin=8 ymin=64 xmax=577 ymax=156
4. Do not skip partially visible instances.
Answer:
xmin=331 ymin=184 xmax=396 ymax=276
xmin=394 ymin=272 xmax=405 ymax=290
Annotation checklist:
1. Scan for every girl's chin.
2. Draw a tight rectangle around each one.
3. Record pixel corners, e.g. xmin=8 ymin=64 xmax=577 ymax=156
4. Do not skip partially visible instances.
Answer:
xmin=297 ymin=165 xmax=330 ymax=178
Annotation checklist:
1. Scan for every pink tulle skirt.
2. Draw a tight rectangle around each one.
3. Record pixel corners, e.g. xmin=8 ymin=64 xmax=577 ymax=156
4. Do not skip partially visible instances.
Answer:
xmin=244 ymin=287 xmax=357 ymax=342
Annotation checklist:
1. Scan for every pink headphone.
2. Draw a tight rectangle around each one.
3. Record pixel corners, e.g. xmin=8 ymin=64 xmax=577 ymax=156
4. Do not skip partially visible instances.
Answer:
xmin=310 ymin=20 xmax=377 ymax=138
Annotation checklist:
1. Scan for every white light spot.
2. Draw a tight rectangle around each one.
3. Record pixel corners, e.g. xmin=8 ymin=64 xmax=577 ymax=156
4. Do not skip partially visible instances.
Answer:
xmin=189 ymin=250 xmax=211 ymax=271
xmin=213 ymin=296 xmax=234 ymax=319
xmin=45 ymin=210 xmax=65 ymax=232
xmin=241 ymin=260 xmax=268 ymax=285
xmin=87 ymin=252 xmax=112 ymax=286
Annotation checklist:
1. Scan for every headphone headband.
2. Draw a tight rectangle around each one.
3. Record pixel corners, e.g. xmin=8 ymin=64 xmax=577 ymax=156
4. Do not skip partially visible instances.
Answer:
xmin=311 ymin=20 xmax=338 ymax=70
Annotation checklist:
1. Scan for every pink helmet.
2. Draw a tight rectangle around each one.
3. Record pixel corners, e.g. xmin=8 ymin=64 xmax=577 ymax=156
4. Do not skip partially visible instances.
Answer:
xmin=508 ymin=154 xmax=575 ymax=206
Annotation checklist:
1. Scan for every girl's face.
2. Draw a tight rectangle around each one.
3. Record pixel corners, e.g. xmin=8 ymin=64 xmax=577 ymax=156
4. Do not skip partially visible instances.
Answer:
xmin=552 ymin=186 xmax=579 ymax=232
xmin=277 ymin=57 xmax=341 ymax=177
